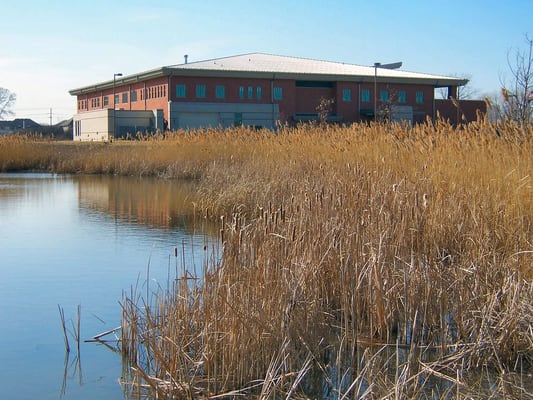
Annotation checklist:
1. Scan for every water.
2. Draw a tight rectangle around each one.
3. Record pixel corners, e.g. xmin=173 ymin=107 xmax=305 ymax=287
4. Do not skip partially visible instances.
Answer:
xmin=0 ymin=173 xmax=217 ymax=400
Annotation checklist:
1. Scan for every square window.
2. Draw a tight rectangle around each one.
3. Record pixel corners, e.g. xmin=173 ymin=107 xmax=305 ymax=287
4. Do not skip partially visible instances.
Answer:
xmin=342 ymin=88 xmax=352 ymax=102
xmin=416 ymin=91 xmax=424 ymax=104
xmin=131 ymin=90 xmax=137 ymax=102
xmin=196 ymin=84 xmax=206 ymax=98
xmin=215 ymin=85 xmax=225 ymax=99
xmin=380 ymin=90 xmax=389 ymax=102
xmin=361 ymin=89 xmax=371 ymax=102
xmin=398 ymin=90 xmax=407 ymax=103
xmin=176 ymin=84 xmax=186 ymax=98
xmin=273 ymin=86 xmax=283 ymax=100
xmin=122 ymin=92 xmax=128 ymax=103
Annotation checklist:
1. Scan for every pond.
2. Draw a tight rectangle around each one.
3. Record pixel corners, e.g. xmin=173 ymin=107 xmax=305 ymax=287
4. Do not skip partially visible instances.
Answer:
xmin=0 ymin=173 xmax=218 ymax=400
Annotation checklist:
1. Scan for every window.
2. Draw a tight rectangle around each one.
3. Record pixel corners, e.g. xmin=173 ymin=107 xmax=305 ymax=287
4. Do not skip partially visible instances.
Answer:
xmin=256 ymin=86 xmax=262 ymax=100
xmin=398 ymin=90 xmax=407 ymax=103
xmin=273 ymin=86 xmax=283 ymax=100
xmin=122 ymin=92 xmax=128 ymax=103
xmin=248 ymin=86 xmax=254 ymax=99
xmin=176 ymin=84 xmax=186 ymax=98
xmin=342 ymin=88 xmax=352 ymax=102
xmin=215 ymin=85 xmax=225 ymax=99
xmin=416 ymin=91 xmax=424 ymax=104
xmin=380 ymin=90 xmax=389 ymax=103
xmin=239 ymin=86 xmax=245 ymax=99
xmin=114 ymin=94 xmax=119 ymax=105
xmin=103 ymin=96 xmax=109 ymax=107
xmin=361 ymin=89 xmax=371 ymax=102
xmin=131 ymin=90 xmax=137 ymax=102
xmin=196 ymin=84 xmax=206 ymax=98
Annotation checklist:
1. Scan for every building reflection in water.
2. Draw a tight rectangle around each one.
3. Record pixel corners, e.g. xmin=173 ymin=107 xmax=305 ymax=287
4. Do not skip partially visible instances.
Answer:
xmin=77 ymin=175 xmax=218 ymax=237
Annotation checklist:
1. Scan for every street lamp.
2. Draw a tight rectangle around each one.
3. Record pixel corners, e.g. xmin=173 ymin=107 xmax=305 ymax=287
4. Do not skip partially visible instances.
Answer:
xmin=373 ymin=61 xmax=402 ymax=121
xmin=113 ymin=73 xmax=122 ymax=139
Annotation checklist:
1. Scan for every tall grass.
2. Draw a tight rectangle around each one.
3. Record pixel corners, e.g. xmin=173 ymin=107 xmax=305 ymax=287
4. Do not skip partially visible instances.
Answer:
xmin=2 ymin=120 xmax=532 ymax=398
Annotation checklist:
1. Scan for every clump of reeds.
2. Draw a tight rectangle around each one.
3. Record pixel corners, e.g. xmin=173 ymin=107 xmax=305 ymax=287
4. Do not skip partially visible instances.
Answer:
xmin=116 ymin=119 xmax=532 ymax=398
xmin=2 ymin=120 xmax=531 ymax=397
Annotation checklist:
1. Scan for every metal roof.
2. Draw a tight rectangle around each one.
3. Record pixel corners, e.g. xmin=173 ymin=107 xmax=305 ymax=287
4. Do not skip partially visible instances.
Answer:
xmin=70 ymin=52 xmax=467 ymax=95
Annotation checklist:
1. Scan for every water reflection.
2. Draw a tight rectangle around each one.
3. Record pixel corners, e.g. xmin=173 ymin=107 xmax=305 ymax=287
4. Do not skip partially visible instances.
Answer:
xmin=0 ymin=173 xmax=218 ymax=400
xmin=77 ymin=175 xmax=216 ymax=235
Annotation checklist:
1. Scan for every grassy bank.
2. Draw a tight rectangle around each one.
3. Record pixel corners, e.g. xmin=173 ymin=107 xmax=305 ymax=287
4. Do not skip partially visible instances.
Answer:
xmin=2 ymin=121 xmax=532 ymax=398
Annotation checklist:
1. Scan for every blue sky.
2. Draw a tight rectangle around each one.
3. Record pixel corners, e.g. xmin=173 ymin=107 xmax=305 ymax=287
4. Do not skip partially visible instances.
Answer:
xmin=1 ymin=0 xmax=531 ymax=124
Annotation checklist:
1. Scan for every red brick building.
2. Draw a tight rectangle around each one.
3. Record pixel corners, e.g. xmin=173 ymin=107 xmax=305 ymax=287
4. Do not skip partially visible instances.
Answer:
xmin=69 ymin=53 xmax=485 ymax=141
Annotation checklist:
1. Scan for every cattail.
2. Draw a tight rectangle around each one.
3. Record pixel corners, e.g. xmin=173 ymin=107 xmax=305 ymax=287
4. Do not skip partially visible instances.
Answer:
xmin=423 ymin=193 xmax=429 ymax=209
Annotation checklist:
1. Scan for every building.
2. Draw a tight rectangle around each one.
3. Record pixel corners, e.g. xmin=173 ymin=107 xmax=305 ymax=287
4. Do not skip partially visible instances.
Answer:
xmin=69 ymin=53 xmax=486 ymax=141
xmin=0 ymin=118 xmax=42 ymax=134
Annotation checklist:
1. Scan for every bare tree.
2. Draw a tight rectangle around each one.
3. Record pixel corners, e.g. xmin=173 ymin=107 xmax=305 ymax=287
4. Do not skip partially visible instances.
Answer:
xmin=0 ymin=88 xmax=17 ymax=120
xmin=485 ymin=92 xmax=506 ymax=122
xmin=500 ymin=34 xmax=533 ymax=125
xmin=316 ymin=97 xmax=335 ymax=125
xmin=376 ymin=89 xmax=397 ymax=123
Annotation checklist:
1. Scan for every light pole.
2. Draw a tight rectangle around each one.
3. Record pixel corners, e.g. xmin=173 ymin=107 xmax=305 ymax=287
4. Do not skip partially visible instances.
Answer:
xmin=113 ymin=73 xmax=122 ymax=139
xmin=373 ymin=62 xmax=402 ymax=121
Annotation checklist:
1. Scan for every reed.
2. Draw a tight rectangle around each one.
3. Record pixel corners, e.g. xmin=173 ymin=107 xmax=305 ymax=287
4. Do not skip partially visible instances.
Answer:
xmin=2 ymin=119 xmax=532 ymax=398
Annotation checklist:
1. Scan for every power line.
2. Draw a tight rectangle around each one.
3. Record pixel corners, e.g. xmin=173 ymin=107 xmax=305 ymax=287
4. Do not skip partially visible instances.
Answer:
xmin=13 ymin=108 xmax=74 ymax=126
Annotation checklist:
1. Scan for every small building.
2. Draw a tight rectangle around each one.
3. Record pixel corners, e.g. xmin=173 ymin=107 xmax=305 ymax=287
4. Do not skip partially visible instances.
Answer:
xmin=69 ymin=53 xmax=486 ymax=141
xmin=0 ymin=118 xmax=42 ymax=135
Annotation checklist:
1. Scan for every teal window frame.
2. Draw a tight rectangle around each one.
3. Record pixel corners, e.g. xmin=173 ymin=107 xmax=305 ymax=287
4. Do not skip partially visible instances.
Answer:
xmin=215 ymin=85 xmax=225 ymax=99
xmin=273 ymin=86 xmax=283 ymax=100
xmin=361 ymin=89 xmax=371 ymax=102
xmin=196 ymin=84 xmax=206 ymax=98
xmin=176 ymin=84 xmax=186 ymax=98
xmin=342 ymin=88 xmax=352 ymax=102
xmin=416 ymin=91 xmax=424 ymax=104
xmin=398 ymin=90 xmax=407 ymax=103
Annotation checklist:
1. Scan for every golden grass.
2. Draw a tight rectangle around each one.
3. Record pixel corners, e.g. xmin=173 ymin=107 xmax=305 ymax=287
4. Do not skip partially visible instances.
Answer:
xmin=2 ymin=120 xmax=532 ymax=398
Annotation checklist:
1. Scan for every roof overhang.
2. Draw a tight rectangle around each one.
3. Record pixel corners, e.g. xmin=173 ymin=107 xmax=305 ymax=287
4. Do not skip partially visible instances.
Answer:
xmin=69 ymin=67 xmax=170 ymax=95
xmin=69 ymin=53 xmax=469 ymax=96
xmin=165 ymin=68 xmax=468 ymax=86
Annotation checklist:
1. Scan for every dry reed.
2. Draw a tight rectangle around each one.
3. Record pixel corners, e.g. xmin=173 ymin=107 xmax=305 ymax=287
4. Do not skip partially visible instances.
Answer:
xmin=2 ymin=119 xmax=532 ymax=398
